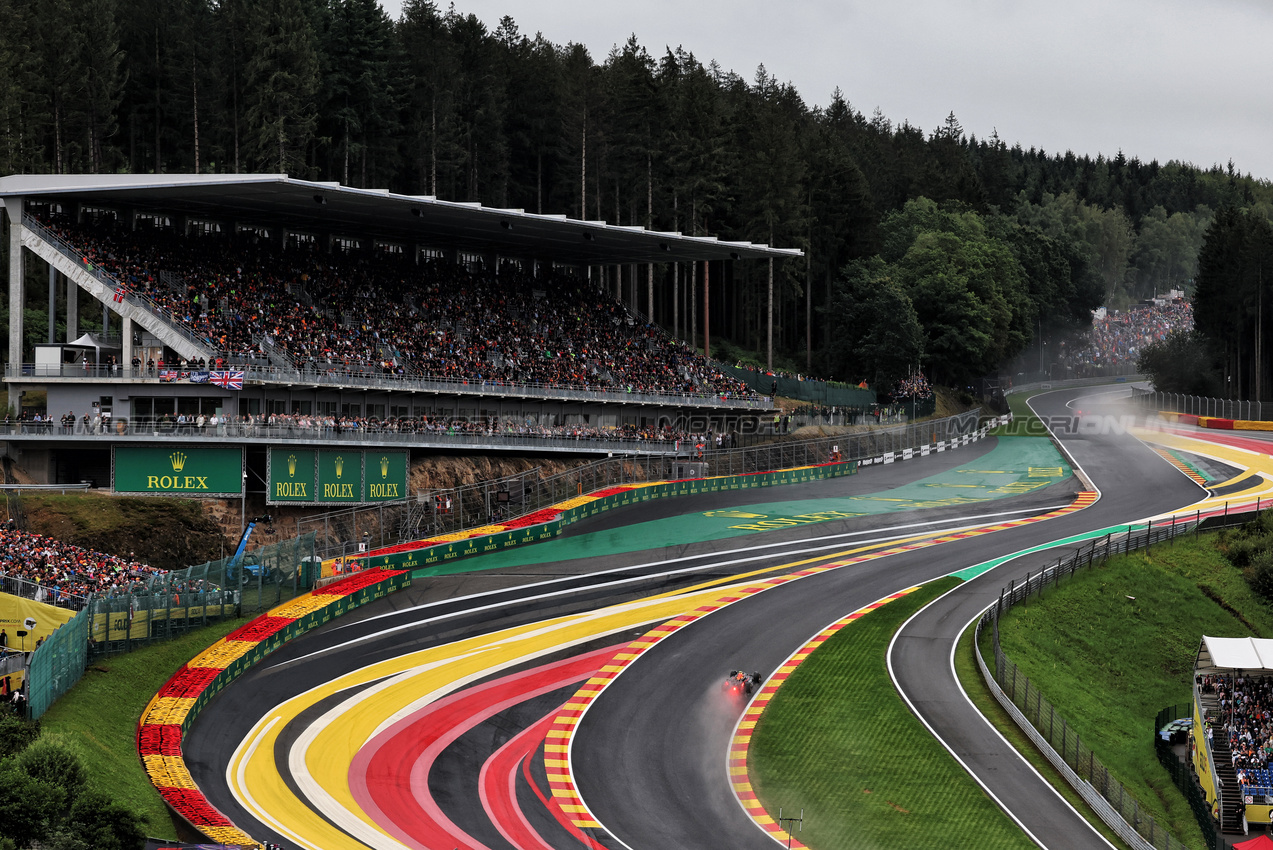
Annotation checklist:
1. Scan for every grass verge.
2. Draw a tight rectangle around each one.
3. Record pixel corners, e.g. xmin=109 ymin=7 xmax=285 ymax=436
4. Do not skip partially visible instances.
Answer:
xmin=959 ymin=618 xmax=1136 ymax=850
xmin=38 ymin=615 xmax=249 ymax=838
xmin=970 ymin=530 xmax=1273 ymax=850
xmin=749 ymin=578 xmax=1035 ymax=849
xmin=989 ymin=392 xmax=1046 ymax=437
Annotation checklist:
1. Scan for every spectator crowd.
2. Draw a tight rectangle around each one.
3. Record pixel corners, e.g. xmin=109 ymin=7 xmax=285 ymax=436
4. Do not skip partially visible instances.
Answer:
xmin=1200 ymin=673 xmax=1273 ymax=790
xmin=35 ymin=213 xmax=756 ymax=400
xmin=1057 ymin=299 xmax=1193 ymax=375
xmin=0 ymin=526 xmax=164 ymax=608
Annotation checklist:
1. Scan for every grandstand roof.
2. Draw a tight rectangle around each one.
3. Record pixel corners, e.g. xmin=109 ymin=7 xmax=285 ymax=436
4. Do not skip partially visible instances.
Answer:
xmin=1196 ymin=636 xmax=1273 ymax=672
xmin=0 ymin=173 xmax=802 ymax=265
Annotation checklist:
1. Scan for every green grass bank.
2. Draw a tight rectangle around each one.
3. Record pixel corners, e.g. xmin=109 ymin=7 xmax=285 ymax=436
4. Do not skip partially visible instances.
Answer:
xmin=749 ymin=578 xmax=1036 ymax=849
xmin=38 ymin=616 xmax=249 ymax=838
xmin=979 ymin=529 xmax=1273 ymax=850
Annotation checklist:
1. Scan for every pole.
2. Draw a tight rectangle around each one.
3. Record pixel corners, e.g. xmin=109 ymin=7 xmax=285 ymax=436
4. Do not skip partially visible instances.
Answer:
xmin=703 ymin=259 xmax=710 ymax=360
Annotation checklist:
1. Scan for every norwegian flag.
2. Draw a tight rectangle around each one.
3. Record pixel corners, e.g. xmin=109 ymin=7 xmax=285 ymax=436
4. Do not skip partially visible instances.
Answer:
xmin=113 ymin=286 xmax=127 ymax=303
xmin=210 ymin=370 xmax=244 ymax=390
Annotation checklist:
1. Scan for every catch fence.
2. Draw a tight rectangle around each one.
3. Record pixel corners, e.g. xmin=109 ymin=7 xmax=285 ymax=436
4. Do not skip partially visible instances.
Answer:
xmin=22 ymin=533 xmax=316 ymax=720
xmin=1130 ymin=388 xmax=1269 ymax=422
xmin=976 ymin=505 xmax=1269 ymax=850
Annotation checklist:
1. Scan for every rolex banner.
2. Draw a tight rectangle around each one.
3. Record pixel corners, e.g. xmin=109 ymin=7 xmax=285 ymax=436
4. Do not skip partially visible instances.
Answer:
xmin=268 ymin=448 xmax=407 ymax=505
xmin=268 ymin=449 xmax=317 ymax=502
xmin=317 ymin=450 xmax=362 ymax=504
xmin=364 ymin=451 xmax=408 ymax=502
xmin=113 ymin=446 xmax=244 ymax=496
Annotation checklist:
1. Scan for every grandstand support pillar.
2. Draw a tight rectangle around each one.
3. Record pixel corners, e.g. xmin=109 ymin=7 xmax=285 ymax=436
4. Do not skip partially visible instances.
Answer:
xmin=647 ymin=263 xmax=653 ymax=322
xmin=6 ymin=196 xmax=24 ymax=370
xmin=66 ymin=274 xmax=78 ymax=342
xmin=672 ymin=262 xmax=679 ymax=340
xmin=122 ymin=315 xmax=134 ymax=371
xmin=767 ymin=256 xmax=774 ymax=371
xmin=703 ymin=260 xmax=710 ymax=360
xmin=48 ymin=265 xmax=58 ymax=344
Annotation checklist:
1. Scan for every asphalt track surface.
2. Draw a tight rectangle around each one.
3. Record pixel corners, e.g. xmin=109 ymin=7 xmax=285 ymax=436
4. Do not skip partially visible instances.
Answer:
xmin=570 ymin=387 xmax=1205 ymax=850
xmin=887 ymin=388 xmax=1213 ymax=850
xmin=183 ymin=389 xmax=1217 ymax=850
xmin=188 ymin=435 xmax=1079 ymax=848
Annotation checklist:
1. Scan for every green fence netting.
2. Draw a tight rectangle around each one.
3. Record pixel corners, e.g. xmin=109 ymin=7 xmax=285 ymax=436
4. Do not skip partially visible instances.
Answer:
xmin=720 ymin=363 xmax=876 ymax=408
xmin=23 ymin=532 xmax=317 ymax=720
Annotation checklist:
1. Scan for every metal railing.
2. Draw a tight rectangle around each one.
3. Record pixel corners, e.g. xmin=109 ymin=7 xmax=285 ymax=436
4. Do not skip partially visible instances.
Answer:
xmin=302 ymin=409 xmax=987 ymax=559
xmin=0 ymin=417 xmax=689 ymax=456
xmin=0 ymin=572 xmax=91 ymax=609
xmin=4 ymin=360 xmax=773 ymax=411
xmin=19 ymin=532 xmax=317 ymax=720
xmin=975 ymin=506 xmax=1272 ymax=850
xmin=1130 ymin=389 xmax=1268 ymax=422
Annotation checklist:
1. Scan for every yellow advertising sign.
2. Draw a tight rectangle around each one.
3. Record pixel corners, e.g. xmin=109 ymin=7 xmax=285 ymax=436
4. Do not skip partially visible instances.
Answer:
xmin=0 ymin=593 xmax=77 ymax=649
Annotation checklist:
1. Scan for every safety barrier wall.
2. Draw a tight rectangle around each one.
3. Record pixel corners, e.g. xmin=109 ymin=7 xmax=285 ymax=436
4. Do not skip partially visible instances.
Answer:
xmin=136 ymin=567 xmax=412 ymax=847
xmin=348 ymin=461 xmax=860 ymax=573
xmin=1131 ymin=389 xmax=1270 ymax=423
xmin=1154 ymin=410 xmax=1273 ymax=433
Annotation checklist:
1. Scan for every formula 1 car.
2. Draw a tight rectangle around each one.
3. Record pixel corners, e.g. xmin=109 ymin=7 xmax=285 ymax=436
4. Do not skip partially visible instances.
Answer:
xmin=725 ymin=669 xmax=763 ymax=696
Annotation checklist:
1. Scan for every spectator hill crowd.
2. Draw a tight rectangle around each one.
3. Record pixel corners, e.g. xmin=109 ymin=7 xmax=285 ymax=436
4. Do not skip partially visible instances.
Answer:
xmin=0 ymin=525 xmax=163 ymax=609
xmin=1055 ymin=299 xmax=1193 ymax=376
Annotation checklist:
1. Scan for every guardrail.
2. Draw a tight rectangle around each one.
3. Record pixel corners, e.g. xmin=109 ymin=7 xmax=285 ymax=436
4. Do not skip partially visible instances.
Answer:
xmin=975 ymin=505 xmax=1270 ymax=850
xmin=0 ymin=483 xmax=93 ymax=493
xmin=1007 ymin=374 xmax=1145 ymax=397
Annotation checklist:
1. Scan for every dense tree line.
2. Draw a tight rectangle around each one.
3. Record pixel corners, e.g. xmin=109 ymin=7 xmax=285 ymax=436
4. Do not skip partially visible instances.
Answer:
xmin=1155 ymin=204 xmax=1273 ymax=399
xmin=2 ymin=0 xmax=1271 ymax=384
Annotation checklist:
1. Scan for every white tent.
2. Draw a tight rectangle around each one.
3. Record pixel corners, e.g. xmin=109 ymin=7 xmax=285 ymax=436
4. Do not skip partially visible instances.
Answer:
xmin=1195 ymin=636 xmax=1273 ymax=673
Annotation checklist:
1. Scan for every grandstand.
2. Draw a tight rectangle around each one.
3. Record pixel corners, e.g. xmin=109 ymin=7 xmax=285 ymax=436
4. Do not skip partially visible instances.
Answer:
xmin=1191 ymin=637 xmax=1273 ymax=834
xmin=1 ymin=174 xmax=804 ymax=494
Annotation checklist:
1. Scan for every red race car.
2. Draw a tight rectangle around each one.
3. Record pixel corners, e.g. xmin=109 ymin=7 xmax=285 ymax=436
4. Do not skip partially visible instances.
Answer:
xmin=724 ymin=669 xmax=763 ymax=696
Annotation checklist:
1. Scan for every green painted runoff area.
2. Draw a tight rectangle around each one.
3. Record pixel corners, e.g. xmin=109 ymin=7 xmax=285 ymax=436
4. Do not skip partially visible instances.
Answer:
xmin=412 ymin=437 xmax=1071 ymax=577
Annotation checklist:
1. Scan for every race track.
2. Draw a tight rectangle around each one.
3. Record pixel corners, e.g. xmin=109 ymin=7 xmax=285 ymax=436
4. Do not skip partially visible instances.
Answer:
xmin=180 ymin=386 xmax=1260 ymax=850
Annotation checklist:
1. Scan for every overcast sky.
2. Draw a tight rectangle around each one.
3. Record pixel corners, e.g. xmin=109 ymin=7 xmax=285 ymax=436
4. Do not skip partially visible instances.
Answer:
xmin=378 ymin=0 xmax=1273 ymax=183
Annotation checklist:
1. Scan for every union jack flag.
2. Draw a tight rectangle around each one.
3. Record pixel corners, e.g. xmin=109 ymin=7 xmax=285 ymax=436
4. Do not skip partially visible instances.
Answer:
xmin=210 ymin=370 xmax=244 ymax=390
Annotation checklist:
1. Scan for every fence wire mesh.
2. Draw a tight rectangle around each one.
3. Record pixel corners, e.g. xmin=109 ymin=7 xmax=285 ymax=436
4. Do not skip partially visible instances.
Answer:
xmin=21 ymin=532 xmax=316 ymax=720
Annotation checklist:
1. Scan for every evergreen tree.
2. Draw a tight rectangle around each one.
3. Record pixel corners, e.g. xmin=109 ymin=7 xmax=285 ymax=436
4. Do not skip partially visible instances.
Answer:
xmin=242 ymin=0 xmax=320 ymax=174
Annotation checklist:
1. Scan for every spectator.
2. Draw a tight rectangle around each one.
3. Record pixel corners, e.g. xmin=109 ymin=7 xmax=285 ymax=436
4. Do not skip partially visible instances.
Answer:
xmin=0 ymin=527 xmax=165 ymax=609
xmin=35 ymin=212 xmax=757 ymax=401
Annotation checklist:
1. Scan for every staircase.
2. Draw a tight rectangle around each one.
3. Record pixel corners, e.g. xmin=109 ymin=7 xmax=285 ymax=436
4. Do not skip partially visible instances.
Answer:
xmin=22 ymin=215 xmax=215 ymax=362
xmin=1210 ymin=732 xmax=1247 ymax=833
